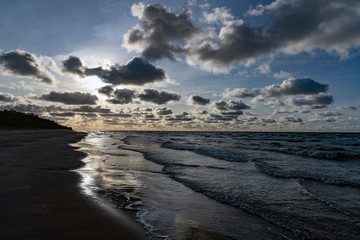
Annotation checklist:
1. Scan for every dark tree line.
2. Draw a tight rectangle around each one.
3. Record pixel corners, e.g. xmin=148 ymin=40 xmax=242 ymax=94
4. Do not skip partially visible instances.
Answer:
xmin=0 ymin=110 xmax=72 ymax=130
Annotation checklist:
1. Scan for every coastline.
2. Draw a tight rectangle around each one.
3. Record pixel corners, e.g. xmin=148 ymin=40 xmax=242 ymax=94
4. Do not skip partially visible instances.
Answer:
xmin=0 ymin=130 xmax=146 ymax=240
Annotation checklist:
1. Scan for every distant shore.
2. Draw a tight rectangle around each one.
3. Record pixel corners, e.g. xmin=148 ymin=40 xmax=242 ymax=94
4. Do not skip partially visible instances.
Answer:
xmin=0 ymin=130 xmax=146 ymax=240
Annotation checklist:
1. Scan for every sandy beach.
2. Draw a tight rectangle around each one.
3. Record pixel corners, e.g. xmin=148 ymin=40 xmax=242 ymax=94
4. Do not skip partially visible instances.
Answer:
xmin=0 ymin=130 xmax=146 ymax=240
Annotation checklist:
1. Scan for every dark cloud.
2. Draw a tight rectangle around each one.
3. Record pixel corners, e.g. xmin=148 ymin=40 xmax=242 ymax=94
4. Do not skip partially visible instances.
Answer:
xmin=226 ymin=78 xmax=328 ymax=100
xmin=221 ymin=111 xmax=243 ymax=116
xmin=62 ymin=56 xmax=166 ymax=86
xmin=72 ymin=106 xmax=111 ymax=113
xmin=337 ymin=106 xmax=357 ymax=111
xmin=210 ymin=113 xmax=234 ymax=121
xmin=224 ymin=88 xmax=258 ymax=98
xmin=107 ymin=89 xmax=136 ymax=104
xmin=214 ymin=100 xmax=251 ymax=111
xmin=97 ymin=85 xmax=114 ymax=97
xmin=138 ymin=89 xmax=181 ymax=104
xmin=79 ymin=113 xmax=98 ymax=118
xmin=156 ymin=107 xmax=173 ymax=115
xmin=190 ymin=95 xmax=210 ymax=105
xmin=38 ymin=91 xmax=98 ymax=105
xmin=50 ymin=112 xmax=76 ymax=117
xmin=190 ymin=0 xmax=360 ymax=66
xmin=260 ymin=78 xmax=328 ymax=98
xmin=0 ymin=92 xmax=17 ymax=102
xmin=316 ymin=111 xmax=342 ymax=117
xmin=262 ymin=118 xmax=276 ymax=124
xmin=281 ymin=116 xmax=303 ymax=123
xmin=62 ymin=56 xmax=84 ymax=76
xmin=124 ymin=3 xmax=197 ymax=60
xmin=287 ymin=93 xmax=333 ymax=108
xmin=0 ymin=104 xmax=65 ymax=113
xmin=0 ymin=50 xmax=54 ymax=84
xmin=166 ymin=112 xmax=193 ymax=121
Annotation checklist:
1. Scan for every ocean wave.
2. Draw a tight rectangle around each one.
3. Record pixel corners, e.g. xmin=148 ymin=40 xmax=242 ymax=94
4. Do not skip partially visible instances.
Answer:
xmin=161 ymin=142 xmax=249 ymax=162
xmin=255 ymin=161 xmax=360 ymax=188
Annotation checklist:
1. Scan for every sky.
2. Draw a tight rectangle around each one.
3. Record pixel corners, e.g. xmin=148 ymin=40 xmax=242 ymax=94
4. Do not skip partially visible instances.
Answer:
xmin=0 ymin=0 xmax=359 ymax=131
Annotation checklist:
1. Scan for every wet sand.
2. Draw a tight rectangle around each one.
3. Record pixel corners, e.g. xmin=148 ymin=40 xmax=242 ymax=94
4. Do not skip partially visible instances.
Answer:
xmin=0 ymin=130 xmax=146 ymax=240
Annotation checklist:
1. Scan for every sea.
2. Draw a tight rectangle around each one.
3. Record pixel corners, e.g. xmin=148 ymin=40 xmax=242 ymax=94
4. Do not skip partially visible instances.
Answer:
xmin=75 ymin=131 xmax=360 ymax=240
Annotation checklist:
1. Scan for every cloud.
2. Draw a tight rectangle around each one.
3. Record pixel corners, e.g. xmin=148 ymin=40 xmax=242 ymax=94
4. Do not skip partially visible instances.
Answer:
xmin=203 ymin=7 xmax=234 ymax=24
xmin=337 ymin=106 xmax=357 ymax=111
xmin=37 ymin=91 xmax=98 ymax=105
xmin=214 ymin=100 xmax=251 ymax=111
xmin=247 ymin=4 xmax=265 ymax=16
xmin=274 ymin=70 xmax=293 ymax=79
xmin=257 ymin=63 xmax=271 ymax=74
xmin=264 ymin=100 xmax=285 ymax=107
xmin=62 ymin=56 xmax=167 ymax=86
xmin=0 ymin=92 xmax=17 ymax=102
xmin=97 ymin=85 xmax=114 ymax=97
xmin=50 ymin=112 xmax=76 ymax=117
xmin=107 ymin=88 xmax=136 ymax=104
xmin=189 ymin=95 xmax=210 ymax=105
xmin=308 ymin=117 xmax=336 ymax=123
xmin=281 ymin=116 xmax=303 ymax=123
xmin=166 ymin=112 xmax=194 ymax=121
xmin=258 ymin=78 xmax=328 ymax=98
xmin=223 ymin=88 xmax=258 ymax=98
xmin=62 ymin=56 xmax=84 ymax=76
xmin=188 ymin=0 xmax=360 ymax=68
xmin=72 ymin=106 xmax=111 ymax=113
xmin=316 ymin=111 xmax=342 ymax=117
xmin=287 ymin=93 xmax=333 ymax=108
xmin=0 ymin=50 xmax=55 ymax=84
xmin=123 ymin=3 xmax=197 ymax=60
xmin=0 ymin=104 xmax=65 ymax=113
xmin=156 ymin=107 xmax=173 ymax=115
xmin=225 ymin=78 xmax=328 ymax=100
xmin=138 ymin=89 xmax=181 ymax=104
xmin=272 ymin=107 xmax=298 ymax=114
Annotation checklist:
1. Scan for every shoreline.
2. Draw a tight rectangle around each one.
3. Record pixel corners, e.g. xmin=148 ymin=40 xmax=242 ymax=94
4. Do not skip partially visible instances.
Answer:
xmin=0 ymin=130 xmax=146 ymax=240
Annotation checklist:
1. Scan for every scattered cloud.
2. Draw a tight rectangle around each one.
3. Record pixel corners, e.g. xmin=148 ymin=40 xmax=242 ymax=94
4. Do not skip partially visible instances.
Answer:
xmin=203 ymin=7 xmax=234 ymax=24
xmin=107 ymin=88 xmax=136 ymax=104
xmin=0 ymin=92 xmax=17 ymax=102
xmin=274 ymin=70 xmax=293 ymax=80
xmin=138 ymin=89 xmax=181 ymax=104
xmin=0 ymin=50 xmax=55 ymax=84
xmin=63 ymin=56 xmax=167 ymax=86
xmin=97 ymin=85 xmax=114 ymax=97
xmin=189 ymin=95 xmax=210 ymax=105
xmin=225 ymin=78 xmax=328 ymax=101
xmin=281 ymin=116 xmax=303 ymax=123
xmin=257 ymin=63 xmax=271 ymax=74
xmin=264 ymin=100 xmax=285 ymax=107
xmin=72 ymin=106 xmax=111 ymax=113
xmin=337 ymin=106 xmax=357 ymax=111
xmin=156 ymin=107 xmax=173 ymax=115
xmin=214 ymin=100 xmax=251 ymax=111
xmin=316 ymin=111 xmax=342 ymax=117
xmin=188 ymin=0 xmax=360 ymax=70
xmin=37 ymin=91 xmax=98 ymax=105
xmin=287 ymin=93 xmax=333 ymax=108
xmin=123 ymin=3 xmax=197 ymax=61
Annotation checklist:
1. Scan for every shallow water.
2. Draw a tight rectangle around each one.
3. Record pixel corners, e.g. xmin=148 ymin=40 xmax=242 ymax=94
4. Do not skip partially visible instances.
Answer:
xmin=76 ymin=131 xmax=360 ymax=239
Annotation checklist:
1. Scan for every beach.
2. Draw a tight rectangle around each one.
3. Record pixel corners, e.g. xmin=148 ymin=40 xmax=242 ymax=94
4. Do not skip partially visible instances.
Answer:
xmin=0 ymin=130 xmax=146 ymax=240
xmin=1 ymin=130 xmax=359 ymax=240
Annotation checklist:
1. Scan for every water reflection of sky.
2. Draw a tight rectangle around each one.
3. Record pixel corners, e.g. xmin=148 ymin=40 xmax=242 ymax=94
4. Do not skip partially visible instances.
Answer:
xmin=73 ymin=133 xmax=143 ymax=204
